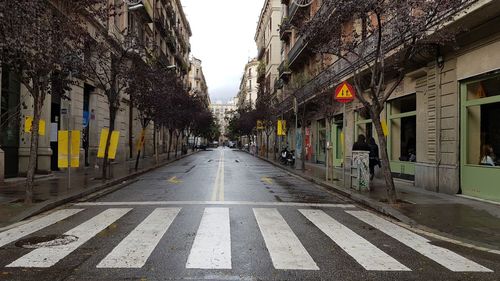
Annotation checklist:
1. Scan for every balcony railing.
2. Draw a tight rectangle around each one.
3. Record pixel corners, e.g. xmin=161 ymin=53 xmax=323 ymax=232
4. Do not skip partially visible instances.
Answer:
xmin=278 ymin=0 xmax=481 ymax=114
xmin=287 ymin=35 xmax=308 ymax=67
xmin=279 ymin=17 xmax=292 ymax=41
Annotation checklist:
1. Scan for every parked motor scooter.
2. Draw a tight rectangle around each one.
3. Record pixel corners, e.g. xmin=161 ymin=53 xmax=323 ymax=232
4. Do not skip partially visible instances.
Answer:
xmin=279 ymin=147 xmax=295 ymax=166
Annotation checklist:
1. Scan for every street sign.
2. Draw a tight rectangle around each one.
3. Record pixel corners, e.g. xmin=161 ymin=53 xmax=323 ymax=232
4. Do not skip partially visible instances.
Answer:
xmin=334 ymin=81 xmax=356 ymax=103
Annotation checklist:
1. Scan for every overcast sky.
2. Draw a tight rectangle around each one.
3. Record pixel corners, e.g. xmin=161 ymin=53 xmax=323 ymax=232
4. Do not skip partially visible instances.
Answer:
xmin=183 ymin=0 xmax=265 ymax=103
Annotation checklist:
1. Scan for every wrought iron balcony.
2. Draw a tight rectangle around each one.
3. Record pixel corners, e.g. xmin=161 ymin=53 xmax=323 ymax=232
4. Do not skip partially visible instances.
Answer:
xmin=279 ymin=17 xmax=292 ymax=41
xmin=278 ymin=60 xmax=291 ymax=82
xmin=287 ymin=35 xmax=308 ymax=68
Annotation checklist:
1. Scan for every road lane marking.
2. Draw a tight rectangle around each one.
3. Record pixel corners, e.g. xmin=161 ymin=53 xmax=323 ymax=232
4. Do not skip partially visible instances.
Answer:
xmin=75 ymin=201 xmax=356 ymax=208
xmin=347 ymin=210 xmax=493 ymax=272
xmin=167 ymin=176 xmax=182 ymax=184
xmin=299 ymin=209 xmax=410 ymax=271
xmin=97 ymin=208 xmax=180 ymax=268
xmin=0 ymin=209 xmax=83 ymax=248
xmin=186 ymin=208 xmax=231 ymax=269
xmin=7 ymin=208 xmax=131 ymax=268
xmin=261 ymin=177 xmax=273 ymax=185
xmin=253 ymin=208 xmax=319 ymax=270
xmin=211 ymin=149 xmax=225 ymax=201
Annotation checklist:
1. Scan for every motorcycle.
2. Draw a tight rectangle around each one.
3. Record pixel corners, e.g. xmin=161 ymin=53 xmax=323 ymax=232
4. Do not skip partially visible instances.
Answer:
xmin=279 ymin=147 xmax=296 ymax=166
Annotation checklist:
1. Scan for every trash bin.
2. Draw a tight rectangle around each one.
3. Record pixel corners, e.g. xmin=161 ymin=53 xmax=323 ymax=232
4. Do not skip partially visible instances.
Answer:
xmin=351 ymin=150 xmax=370 ymax=191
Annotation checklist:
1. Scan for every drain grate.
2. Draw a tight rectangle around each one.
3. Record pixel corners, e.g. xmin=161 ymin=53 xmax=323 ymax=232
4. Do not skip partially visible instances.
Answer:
xmin=15 ymin=234 xmax=79 ymax=249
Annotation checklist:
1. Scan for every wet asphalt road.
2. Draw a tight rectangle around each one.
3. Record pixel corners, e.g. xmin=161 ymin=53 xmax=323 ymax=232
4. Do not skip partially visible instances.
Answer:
xmin=0 ymin=148 xmax=499 ymax=281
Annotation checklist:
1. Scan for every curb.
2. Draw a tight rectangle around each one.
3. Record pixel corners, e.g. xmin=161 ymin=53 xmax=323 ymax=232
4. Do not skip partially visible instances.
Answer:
xmin=4 ymin=152 xmax=198 ymax=226
xmin=251 ymin=153 xmax=417 ymax=225
xmin=250 ymin=153 xmax=500 ymax=253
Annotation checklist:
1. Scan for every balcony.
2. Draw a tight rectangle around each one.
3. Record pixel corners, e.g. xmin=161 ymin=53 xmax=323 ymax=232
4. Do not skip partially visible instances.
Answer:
xmin=128 ymin=0 xmax=154 ymax=23
xmin=287 ymin=35 xmax=308 ymax=68
xmin=279 ymin=17 xmax=292 ymax=41
xmin=278 ymin=60 xmax=291 ymax=82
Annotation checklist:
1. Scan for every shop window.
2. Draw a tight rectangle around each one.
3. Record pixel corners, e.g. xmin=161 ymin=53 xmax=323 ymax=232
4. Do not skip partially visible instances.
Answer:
xmin=389 ymin=94 xmax=417 ymax=162
xmin=466 ymin=102 xmax=500 ymax=166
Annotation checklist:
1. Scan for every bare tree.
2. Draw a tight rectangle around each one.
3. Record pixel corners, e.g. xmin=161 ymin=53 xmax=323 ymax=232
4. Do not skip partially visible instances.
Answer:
xmin=83 ymin=23 xmax=141 ymax=179
xmin=0 ymin=0 xmax=101 ymax=203
xmin=301 ymin=0 xmax=470 ymax=203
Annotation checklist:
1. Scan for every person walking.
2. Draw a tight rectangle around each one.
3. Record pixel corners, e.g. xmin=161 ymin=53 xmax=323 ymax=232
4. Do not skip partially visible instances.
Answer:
xmin=368 ymin=137 xmax=380 ymax=180
xmin=352 ymin=134 xmax=370 ymax=151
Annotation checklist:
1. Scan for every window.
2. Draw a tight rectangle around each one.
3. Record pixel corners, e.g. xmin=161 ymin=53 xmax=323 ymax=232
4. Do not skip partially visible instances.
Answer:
xmin=389 ymin=94 xmax=417 ymax=162
xmin=465 ymin=76 xmax=500 ymax=166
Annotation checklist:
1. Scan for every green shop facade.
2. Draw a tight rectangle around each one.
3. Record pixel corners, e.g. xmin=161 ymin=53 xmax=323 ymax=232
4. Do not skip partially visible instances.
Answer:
xmin=285 ymin=36 xmax=500 ymax=203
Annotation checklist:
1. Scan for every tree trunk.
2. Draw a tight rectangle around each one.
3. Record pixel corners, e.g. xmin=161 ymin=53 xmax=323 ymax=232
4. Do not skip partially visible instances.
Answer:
xmin=25 ymin=92 xmax=44 ymax=204
xmin=135 ymin=127 xmax=146 ymax=171
xmin=167 ymin=129 xmax=173 ymax=160
xmin=102 ymin=110 xmax=116 ymax=180
xmin=266 ymin=134 xmax=269 ymax=159
xmin=301 ymin=124 xmax=306 ymax=171
xmin=129 ymin=101 xmax=133 ymax=159
xmin=175 ymin=132 xmax=180 ymax=158
xmin=371 ymin=111 xmax=397 ymax=204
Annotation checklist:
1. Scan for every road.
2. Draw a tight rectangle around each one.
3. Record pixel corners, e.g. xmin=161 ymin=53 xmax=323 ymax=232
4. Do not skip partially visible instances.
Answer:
xmin=0 ymin=148 xmax=498 ymax=280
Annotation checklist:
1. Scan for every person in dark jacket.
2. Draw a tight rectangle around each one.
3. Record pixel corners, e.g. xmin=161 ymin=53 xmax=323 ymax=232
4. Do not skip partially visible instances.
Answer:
xmin=352 ymin=134 xmax=370 ymax=151
xmin=368 ymin=137 xmax=380 ymax=180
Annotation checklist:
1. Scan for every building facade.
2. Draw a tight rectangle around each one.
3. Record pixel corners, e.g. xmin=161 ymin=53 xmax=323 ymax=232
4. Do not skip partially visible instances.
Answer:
xmin=0 ymin=0 xmax=192 ymax=180
xmin=188 ymin=56 xmax=210 ymax=106
xmin=275 ymin=0 xmax=500 ymax=202
xmin=255 ymin=0 xmax=283 ymax=98
xmin=210 ymin=100 xmax=237 ymax=144
xmin=236 ymin=59 xmax=260 ymax=110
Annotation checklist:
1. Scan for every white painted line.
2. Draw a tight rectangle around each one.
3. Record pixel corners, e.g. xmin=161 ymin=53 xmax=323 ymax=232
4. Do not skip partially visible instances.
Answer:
xmin=7 ymin=208 xmax=131 ymax=268
xmin=0 ymin=209 xmax=83 ymax=248
xmin=299 ymin=209 xmax=410 ymax=271
xmin=97 ymin=208 xmax=180 ymax=268
xmin=75 ymin=201 xmax=356 ymax=208
xmin=347 ymin=210 xmax=493 ymax=272
xmin=211 ymin=149 xmax=225 ymax=201
xmin=186 ymin=207 xmax=231 ymax=269
xmin=253 ymin=208 xmax=318 ymax=270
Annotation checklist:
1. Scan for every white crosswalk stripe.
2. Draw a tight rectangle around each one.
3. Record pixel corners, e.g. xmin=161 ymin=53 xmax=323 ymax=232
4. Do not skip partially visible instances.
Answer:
xmin=186 ymin=207 xmax=232 ymax=269
xmin=0 ymin=209 xmax=83 ymax=248
xmin=0 ymin=207 xmax=493 ymax=273
xmin=299 ymin=209 xmax=410 ymax=271
xmin=6 ymin=208 xmax=131 ymax=268
xmin=346 ymin=210 xmax=493 ymax=272
xmin=253 ymin=208 xmax=319 ymax=270
xmin=97 ymin=208 xmax=180 ymax=268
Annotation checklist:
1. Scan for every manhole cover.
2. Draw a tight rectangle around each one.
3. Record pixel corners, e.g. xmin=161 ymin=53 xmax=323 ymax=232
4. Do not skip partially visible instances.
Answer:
xmin=15 ymin=234 xmax=78 ymax=249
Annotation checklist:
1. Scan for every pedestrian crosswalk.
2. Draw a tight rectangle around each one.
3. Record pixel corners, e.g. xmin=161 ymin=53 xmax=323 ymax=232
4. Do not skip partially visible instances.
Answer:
xmin=0 ymin=206 xmax=493 ymax=273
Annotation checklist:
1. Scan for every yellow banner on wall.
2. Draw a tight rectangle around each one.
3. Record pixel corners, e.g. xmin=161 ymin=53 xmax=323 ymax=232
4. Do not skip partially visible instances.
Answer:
xmin=277 ymin=120 xmax=287 ymax=136
xmin=108 ymin=131 xmax=120 ymax=160
xmin=97 ymin=128 xmax=109 ymax=159
xmin=24 ymin=116 xmax=46 ymax=136
xmin=58 ymin=130 xmax=80 ymax=168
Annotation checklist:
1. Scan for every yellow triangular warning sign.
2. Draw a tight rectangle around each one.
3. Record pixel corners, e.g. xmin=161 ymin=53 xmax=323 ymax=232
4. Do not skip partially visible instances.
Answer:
xmin=338 ymin=84 xmax=353 ymax=98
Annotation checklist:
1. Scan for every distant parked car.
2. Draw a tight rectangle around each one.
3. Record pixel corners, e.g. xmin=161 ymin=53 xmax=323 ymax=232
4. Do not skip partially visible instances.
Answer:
xmin=210 ymin=141 xmax=219 ymax=148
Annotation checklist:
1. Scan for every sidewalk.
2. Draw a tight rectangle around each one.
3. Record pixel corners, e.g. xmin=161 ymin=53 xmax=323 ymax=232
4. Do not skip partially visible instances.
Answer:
xmin=256 ymin=154 xmax=500 ymax=252
xmin=0 ymin=150 xmax=196 ymax=228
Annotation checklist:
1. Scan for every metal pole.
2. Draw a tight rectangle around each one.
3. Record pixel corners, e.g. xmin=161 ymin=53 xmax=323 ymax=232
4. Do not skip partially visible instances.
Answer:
xmin=342 ymin=103 xmax=346 ymax=189
xmin=67 ymin=73 xmax=72 ymax=191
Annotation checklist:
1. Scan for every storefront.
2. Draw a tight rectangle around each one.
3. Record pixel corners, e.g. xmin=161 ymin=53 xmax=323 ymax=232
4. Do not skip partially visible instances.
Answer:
xmin=460 ymin=71 xmax=500 ymax=202
xmin=387 ymin=94 xmax=417 ymax=181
